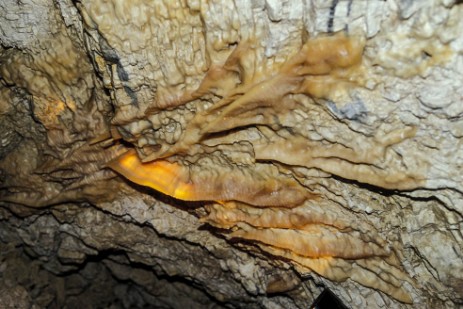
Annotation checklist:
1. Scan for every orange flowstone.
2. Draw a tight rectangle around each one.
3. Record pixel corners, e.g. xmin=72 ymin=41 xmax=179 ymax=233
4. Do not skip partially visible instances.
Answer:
xmin=108 ymin=150 xmax=195 ymax=200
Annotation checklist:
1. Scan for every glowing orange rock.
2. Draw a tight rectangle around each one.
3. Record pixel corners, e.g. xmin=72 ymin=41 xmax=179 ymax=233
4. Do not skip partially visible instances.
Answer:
xmin=109 ymin=150 xmax=311 ymax=206
xmin=108 ymin=150 xmax=195 ymax=200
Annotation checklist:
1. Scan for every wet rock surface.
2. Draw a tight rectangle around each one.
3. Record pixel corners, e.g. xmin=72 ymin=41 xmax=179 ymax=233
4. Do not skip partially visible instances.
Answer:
xmin=1 ymin=1 xmax=463 ymax=308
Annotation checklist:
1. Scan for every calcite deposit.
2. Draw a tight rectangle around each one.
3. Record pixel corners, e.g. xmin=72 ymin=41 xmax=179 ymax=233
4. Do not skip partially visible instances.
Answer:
xmin=1 ymin=0 xmax=463 ymax=308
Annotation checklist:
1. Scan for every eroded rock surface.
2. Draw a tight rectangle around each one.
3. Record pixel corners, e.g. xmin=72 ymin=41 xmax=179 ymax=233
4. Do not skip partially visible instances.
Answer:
xmin=1 ymin=0 xmax=463 ymax=308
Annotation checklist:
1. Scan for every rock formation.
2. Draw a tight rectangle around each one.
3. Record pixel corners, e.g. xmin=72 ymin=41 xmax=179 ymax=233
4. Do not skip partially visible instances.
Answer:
xmin=1 ymin=0 xmax=462 ymax=308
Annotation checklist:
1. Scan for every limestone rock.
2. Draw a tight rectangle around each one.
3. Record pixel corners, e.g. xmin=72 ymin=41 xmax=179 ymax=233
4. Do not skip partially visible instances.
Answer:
xmin=1 ymin=0 xmax=463 ymax=308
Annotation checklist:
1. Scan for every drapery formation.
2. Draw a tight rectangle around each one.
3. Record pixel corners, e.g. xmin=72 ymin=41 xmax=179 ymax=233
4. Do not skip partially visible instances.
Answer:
xmin=1 ymin=1 xmax=462 ymax=308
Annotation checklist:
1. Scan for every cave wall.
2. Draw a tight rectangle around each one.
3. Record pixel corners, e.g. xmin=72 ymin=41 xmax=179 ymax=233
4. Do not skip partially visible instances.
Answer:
xmin=1 ymin=0 xmax=463 ymax=308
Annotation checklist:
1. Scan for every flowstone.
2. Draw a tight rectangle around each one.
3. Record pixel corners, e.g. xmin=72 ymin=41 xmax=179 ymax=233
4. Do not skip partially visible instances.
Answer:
xmin=1 ymin=0 xmax=463 ymax=308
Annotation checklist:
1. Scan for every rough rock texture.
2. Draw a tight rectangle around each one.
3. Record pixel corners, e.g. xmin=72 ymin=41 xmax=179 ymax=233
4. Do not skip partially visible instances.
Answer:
xmin=1 ymin=0 xmax=463 ymax=308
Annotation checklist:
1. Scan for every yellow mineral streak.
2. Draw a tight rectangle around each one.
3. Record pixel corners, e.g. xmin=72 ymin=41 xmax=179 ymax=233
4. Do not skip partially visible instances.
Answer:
xmin=109 ymin=150 xmax=312 ymax=206
xmin=108 ymin=150 xmax=194 ymax=200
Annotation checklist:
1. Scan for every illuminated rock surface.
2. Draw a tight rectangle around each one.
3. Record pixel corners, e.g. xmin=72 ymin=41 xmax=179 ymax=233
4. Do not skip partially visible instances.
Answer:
xmin=1 ymin=0 xmax=463 ymax=308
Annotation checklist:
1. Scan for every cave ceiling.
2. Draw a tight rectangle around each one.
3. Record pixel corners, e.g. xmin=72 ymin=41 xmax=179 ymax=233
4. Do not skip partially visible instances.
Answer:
xmin=1 ymin=0 xmax=463 ymax=308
